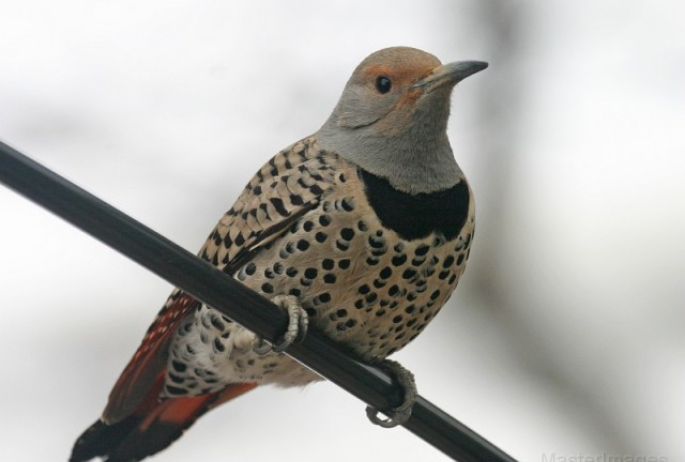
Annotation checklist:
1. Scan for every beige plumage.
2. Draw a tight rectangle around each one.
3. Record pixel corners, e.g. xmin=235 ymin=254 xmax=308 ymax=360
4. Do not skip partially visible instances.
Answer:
xmin=71 ymin=46 xmax=486 ymax=462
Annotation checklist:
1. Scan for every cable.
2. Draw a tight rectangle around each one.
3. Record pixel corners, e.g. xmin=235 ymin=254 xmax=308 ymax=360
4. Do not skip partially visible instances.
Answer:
xmin=0 ymin=139 xmax=517 ymax=462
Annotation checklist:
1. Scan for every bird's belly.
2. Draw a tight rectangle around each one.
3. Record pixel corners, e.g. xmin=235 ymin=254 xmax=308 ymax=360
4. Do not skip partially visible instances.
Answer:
xmin=165 ymin=193 xmax=474 ymax=396
xmin=235 ymin=203 xmax=475 ymax=363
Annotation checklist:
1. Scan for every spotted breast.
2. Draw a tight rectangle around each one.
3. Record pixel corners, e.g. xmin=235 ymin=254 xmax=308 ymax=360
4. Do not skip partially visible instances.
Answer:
xmin=159 ymin=135 xmax=475 ymax=397
xmin=71 ymin=46 xmax=485 ymax=462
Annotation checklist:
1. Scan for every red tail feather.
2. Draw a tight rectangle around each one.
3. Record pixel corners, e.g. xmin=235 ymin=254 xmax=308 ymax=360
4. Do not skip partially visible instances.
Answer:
xmin=71 ymin=290 xmax=258 ymax=461
xmin=104 ymin=292 xmax=198 ymax=424
xmin=71 ymin=378 xmax=257 ymax=462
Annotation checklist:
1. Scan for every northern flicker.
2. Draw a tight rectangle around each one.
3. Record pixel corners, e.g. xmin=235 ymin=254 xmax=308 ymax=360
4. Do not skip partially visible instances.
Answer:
xmin=70 ymin=46 xmax=487 ymax=462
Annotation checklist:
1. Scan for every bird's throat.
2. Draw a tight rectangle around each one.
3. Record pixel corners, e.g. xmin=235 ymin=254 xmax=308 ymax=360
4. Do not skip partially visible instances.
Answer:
xmin=317 ymin=126 xmax=463 ymax=194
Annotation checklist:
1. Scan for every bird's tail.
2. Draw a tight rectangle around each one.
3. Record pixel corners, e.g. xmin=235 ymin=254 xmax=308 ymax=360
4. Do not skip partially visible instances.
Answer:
xmin=70 ymin=380 xmax=258 ymax=462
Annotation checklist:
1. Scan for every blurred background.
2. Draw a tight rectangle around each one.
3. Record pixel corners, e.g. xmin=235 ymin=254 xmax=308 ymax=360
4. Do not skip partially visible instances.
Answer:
xmin=0 ymin=1 xmax=683 ymax=461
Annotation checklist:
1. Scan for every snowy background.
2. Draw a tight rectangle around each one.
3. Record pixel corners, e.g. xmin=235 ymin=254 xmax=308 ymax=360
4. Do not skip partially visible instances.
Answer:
xmin=1 ymin=1 xmax=683 ymax=461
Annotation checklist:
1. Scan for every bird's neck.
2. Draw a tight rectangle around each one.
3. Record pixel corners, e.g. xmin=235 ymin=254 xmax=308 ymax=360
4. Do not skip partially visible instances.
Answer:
xmin=317 ymin=123 xmax=463 ymax=195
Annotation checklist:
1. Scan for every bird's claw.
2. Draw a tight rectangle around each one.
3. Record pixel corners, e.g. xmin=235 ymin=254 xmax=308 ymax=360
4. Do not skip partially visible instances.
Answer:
xmin=254 ymin=295 xmax=308 ymax=354
xmin=366 ymin=359 xmax=417 ymax=428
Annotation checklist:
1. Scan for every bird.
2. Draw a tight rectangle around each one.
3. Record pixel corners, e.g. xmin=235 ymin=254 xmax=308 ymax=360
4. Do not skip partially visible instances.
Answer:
xmin=70 ymin=46 xmax=487 ymax=462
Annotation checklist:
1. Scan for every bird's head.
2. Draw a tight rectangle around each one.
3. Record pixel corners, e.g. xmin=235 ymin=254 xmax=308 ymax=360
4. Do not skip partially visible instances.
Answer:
xmin=319 ymin=47 xmax=487 ymax=194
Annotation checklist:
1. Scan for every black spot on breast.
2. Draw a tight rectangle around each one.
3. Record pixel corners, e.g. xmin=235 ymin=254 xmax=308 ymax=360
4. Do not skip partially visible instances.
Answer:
xmin=359 ymin=169 xmax=470 ymax=241
xmin=392 ymin=254 xmax=407 ymax=266
xmin=324 ymin=273 xmax=336 ymax=283
xmin=166 ymin=385 xmax=188 ymax=395
xmin=415 ymin=244 xmax=430 ymax=256
xmin=340 ymin=198 xmax=355 ymax=211
xmin=171 ymin=360 xmax=187 ymax=373
xmin=402 ymin=268 xmax=417 ymax=280
xmin=168 ymin=373 xmax=184 ymax=384
xmin=213 ymin=338 xmax=226 ymax=352
xmin=340 ymin=228 xmax=355 ymax=241
xmin=210 ymin=316 xmax=225 ymax=330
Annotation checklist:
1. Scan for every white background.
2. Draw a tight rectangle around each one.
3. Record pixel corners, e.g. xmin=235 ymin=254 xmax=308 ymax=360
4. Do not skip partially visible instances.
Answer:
xmin=0 ymin=1 xmax=683 ymax=461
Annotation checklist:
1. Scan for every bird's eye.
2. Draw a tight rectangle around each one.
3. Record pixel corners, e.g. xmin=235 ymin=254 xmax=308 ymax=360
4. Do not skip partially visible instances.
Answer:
xmin=375 ymin=75 xmax=392 ymax=94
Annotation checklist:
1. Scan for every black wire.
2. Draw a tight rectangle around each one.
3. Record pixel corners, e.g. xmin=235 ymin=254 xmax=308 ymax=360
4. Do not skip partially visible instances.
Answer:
xmin=0 ymin=139 xmax=517 ymax=462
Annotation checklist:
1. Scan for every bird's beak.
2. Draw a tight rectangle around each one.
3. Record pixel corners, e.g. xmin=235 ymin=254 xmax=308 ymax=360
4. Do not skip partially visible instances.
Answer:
xmin=413 ymin=60 xmax=488 ymax=93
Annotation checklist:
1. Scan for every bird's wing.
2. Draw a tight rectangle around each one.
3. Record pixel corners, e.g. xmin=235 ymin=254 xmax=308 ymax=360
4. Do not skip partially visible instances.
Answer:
xmin=102 ymin=136 xmax=340 ymax=423
xmin=102 ymin=291 xmax=199 ymax=424
xmin=198 ymin=138 xmax=337 ymax=274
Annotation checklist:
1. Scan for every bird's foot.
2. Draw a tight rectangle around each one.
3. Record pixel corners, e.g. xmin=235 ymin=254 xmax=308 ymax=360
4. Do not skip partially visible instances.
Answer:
xmin=366 ymin=359 xmax=417 ymax=428
xmin=254 ymin=295 xmax=308 ymax=354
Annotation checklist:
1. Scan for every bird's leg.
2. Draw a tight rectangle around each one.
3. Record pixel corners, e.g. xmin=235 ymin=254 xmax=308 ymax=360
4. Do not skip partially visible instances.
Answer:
xmin=365 ymin=359 xmax=417 ymax=428
xmin=254 ymin=295 xmax=308 ymax=354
